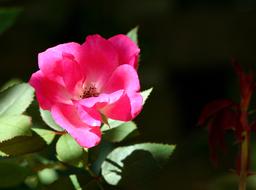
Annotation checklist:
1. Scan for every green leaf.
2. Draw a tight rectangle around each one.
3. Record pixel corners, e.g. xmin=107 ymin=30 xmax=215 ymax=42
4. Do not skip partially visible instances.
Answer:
xmin=32 ymin=128 xmax=56 ymax=145
xmin=40 ymin=109 xmax=63 ymax=131
xmin=0 ymin=8 xmax=22 ymax=35
xmin=101 ymin=119 xmax=125 ymax=132
xmin=0 ymin=161 xmax=30 ymax=188
xmin=141 ymin=88 xmax=153 ymax=105
xmin=103 ymin=121 xmax=138 ymax=142
xmin=127 ymin=26 xmax=139 ymax=45
xmin=0 ymin=131 xmax=48 ymax=157
xmin=101 ymin=143 xmax=175 ymax=185
xmin=91 ymin=140 xmax=114 ymax=176
xmin=56 ymin=134 xmax=87 ymax=167
xmin=0 ymin=78 xmax=22 ymax=92
xmin=0 ymin=115 xmax=31 ymax=142
xmin=0 ymin=83 xmax=34 ymax=116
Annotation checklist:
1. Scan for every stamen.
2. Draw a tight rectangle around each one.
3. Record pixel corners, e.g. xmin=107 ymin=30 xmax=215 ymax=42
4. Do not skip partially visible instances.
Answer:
xmin=80 ymin=84 xmax=99 ymax=99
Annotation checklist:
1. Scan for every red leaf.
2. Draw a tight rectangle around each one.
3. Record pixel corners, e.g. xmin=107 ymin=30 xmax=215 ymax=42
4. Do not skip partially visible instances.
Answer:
xmin=207 ymin=109 xmax=241 ymax=164
xmin=232 ymin=60 xmax=254 ymax=99
xmin=250 ymin=120 xmax=256 ymax=132
xmin=198 ymin=99 xmax=235 ymax=126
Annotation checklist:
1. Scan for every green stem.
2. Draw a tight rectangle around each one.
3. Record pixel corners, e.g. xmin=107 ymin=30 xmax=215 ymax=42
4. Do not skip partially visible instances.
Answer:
xmin=238 ymin=93 xmax=251 ymax=190
xmin=85 ymin=165 xmax=96 ymax=177
xmin=85 ymin=165 xmax=105 ymax=190
xmin=69 ymin=174 xmax=82 ymax=190
xmin=239 ymin=131 xmax=249 ymax=190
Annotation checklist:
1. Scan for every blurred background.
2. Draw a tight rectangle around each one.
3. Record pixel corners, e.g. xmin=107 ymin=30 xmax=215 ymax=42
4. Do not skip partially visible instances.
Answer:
xmin=1 ymin=0 xmax=256 ymax=189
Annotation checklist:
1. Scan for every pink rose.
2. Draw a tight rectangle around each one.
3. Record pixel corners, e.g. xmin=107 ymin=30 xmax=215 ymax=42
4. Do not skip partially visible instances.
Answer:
xmin=29 ymin=34 xmax=143 ymax=148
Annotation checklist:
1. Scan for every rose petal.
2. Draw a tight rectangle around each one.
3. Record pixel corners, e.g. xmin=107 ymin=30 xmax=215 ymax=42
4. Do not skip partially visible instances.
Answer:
xmin=80 ymin=35 xmax=119 ymax=89
xmin=38 ymin=42 xmax=81 ymax=77
xmin=61 ymin=55 xmax=85 ymax=97
xmin=75 ymin=91 xmax=123 ymax=125
xmin=127 ymin=92 xmax=143 ymax=118
xmin=102 ymin=92 xmax=132 ymax=121
xmin=29 ymin=71 xmax=72 ymax=109
xmin=102 ymin=92 xmax=142 ymax=121
xmin=75 ymin=103 xmax=102 ymax=126
xmin=108 ymin=34 xmax=140 ymax=68
xmin=78 ymin=90 xmax=142 ymax=122
xmin=102 ymin=64 xmax=140 ymax=93
xmin=51 ymin=103 xmax=101 ymax=148
xmin=78 ymin=90 xmax=124 ymax=108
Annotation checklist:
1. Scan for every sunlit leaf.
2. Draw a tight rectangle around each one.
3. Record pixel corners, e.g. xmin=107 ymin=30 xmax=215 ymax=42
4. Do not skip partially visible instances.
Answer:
xmin=103 ymin=121 xmax=138 ymax=142
xmin=141 ymin=88 xmax=153 ymax=105
xmin=0 ymin=78 xmax=22 ymax=92
xmin=101 ymin=119 xmax=125 ymax=131
xmin=40 ymin=109 xmax=63 ymax=131
xmin=0 ymin=115 xmax=31 ymax=142
xmin=0 ymin=83 xmax=34 ymax=116
xmin=127 ymin=26 xmax=139 ymax=45
xmin=101 ymin=143 xmax=175 ymax=185
xmin=32 ymin=128 xmax=56 ymax=145
xmin=0 ymin=7 xmax=22 ymax=35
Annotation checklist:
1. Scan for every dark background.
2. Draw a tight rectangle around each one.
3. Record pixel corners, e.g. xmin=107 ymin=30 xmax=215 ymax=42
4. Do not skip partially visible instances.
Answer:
xmin=1 ymin=0 xmax=256 ymax=189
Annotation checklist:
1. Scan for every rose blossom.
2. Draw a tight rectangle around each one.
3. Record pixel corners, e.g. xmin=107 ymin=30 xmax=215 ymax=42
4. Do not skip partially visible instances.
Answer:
xmin=29 ymin=34 xmax=143 ymax=148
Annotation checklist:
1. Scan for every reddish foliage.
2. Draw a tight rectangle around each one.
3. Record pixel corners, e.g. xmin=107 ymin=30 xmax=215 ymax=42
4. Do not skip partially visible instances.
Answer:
xmin=232 ymin=61 xmax=254 ymax=100
xmin=199 ymin=100 xmax=240 ymax=164
xmin=198 ymin=99 xmax=235 ymax=126
xmin=198 ymin=62 xmax=255 ymax=169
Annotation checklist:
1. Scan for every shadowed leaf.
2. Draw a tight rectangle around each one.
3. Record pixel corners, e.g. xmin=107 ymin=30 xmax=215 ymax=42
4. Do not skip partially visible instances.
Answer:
xmin=0 ymin=8 xmax=22 ymax=35
xmin=101 ymin=143 xmax=175 ymax=185
xmin=56 ymin=134 xmax=87 ymax=167
xmin=0 ymin=131 xmax=47 ymax=157
xmin=0 ymin=161 xmax=29 ymax=188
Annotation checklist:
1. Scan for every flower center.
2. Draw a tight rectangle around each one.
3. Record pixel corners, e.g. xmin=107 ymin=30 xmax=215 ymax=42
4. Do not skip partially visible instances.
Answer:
xmin=80 ymin=84 xmax=100 ymax=99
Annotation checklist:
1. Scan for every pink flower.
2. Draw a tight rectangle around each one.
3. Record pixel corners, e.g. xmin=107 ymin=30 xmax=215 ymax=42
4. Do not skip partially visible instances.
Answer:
xmin=29 ymin=34 xmax=143 ymax=148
